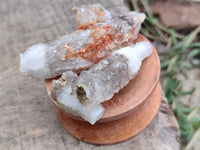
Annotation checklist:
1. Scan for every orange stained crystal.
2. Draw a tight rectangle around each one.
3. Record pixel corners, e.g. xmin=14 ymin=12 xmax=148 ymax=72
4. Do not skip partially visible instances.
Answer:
xmin=64 ymin=24 xmax=122 ymax=63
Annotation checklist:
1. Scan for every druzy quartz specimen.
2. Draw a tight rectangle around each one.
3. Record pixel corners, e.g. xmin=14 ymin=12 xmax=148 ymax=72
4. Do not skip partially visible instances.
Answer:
xmin=20 ymin=4 xmax=145 ymax=79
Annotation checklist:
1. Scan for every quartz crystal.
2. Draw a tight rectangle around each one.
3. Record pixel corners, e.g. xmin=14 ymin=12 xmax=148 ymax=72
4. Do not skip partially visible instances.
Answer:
xmin=20 ymin=4 xmax=145 ymax=79
xmin=72 ymin=4 xmax=112 ymax=27
xmin=51 ymin=41 xmax=152 ymax=124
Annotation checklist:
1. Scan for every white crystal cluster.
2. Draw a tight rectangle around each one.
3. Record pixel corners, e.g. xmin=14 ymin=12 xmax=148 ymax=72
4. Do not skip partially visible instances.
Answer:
xmin=114 ymin=41 xmax=152 ymax=75
xmin=20 ymin=44 xmax=50 ymax=78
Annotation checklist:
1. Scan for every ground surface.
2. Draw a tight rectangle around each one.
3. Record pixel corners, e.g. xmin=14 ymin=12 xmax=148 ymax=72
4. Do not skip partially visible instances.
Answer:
xmin=0 ymin=0 xmax=180 ymax=150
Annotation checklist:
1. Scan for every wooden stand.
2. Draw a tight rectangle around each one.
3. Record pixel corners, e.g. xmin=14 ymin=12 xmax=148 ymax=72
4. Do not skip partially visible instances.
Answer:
xmin=45 ymin=34 xmax=161 ymax=144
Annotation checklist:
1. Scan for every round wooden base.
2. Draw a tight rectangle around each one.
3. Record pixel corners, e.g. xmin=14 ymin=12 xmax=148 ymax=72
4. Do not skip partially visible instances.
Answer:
xmin=45 ymin=34 xmax=161 ymax=144
xmin=55 ymin=83 xmax=161 ymax=145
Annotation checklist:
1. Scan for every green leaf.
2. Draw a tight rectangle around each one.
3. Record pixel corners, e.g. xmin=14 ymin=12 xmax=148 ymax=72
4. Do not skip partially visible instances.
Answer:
xmin=188 ymin=49 xmax=200 ymax=59
xmin=183 ymin=26 xmax=200 ymax=48
xmin=179 ymin=87 xmax=196 ymax=96
xmin=161 ymin=60 xmax=170 ymax=70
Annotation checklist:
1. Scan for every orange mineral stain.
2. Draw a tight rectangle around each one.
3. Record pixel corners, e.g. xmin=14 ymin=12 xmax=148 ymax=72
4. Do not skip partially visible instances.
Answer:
xmin=64 ymin=19 xmax=140 ymax=64
xmin=65 ymin=24 xmax=123 ymax=63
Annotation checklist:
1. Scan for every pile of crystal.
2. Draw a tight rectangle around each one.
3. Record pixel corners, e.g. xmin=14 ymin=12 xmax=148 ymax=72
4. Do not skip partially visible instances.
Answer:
xmin=20 ymin=4 xmax=152 ymax=124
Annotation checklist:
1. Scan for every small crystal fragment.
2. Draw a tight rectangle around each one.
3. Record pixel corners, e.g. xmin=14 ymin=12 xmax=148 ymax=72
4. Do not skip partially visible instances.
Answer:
xmin=73 ymin=4 xmax=112 ymax=27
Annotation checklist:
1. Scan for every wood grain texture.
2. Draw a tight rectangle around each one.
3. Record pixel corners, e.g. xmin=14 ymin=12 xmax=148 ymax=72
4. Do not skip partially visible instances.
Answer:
xmin=0 ymin=0 xmax=180 ymax=149
xmin=54 ymin=83 xmax=161 ymax=144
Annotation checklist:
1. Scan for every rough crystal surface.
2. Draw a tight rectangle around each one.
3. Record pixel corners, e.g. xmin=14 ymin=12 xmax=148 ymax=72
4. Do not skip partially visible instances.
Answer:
xmin=51 ymin=71 xmax=104 ymax=125
xmin=73 ymin=4 xmax=112 ymax=26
